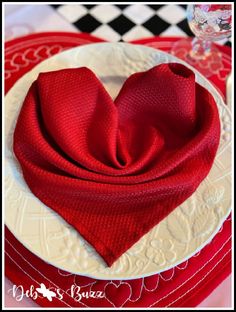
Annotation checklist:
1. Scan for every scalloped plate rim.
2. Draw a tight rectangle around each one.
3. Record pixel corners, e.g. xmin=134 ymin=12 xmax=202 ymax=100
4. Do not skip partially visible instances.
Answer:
xmin=4 ymin=42 xmax=231 ymax=280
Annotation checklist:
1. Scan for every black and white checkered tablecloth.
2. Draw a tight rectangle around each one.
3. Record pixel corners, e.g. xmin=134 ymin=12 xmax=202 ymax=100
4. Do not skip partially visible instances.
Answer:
xmin=51 ymin=4 xmax=231 ymax=46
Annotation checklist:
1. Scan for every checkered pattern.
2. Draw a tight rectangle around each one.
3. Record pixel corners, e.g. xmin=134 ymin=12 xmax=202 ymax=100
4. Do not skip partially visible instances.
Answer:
xmin=51 ymin=4 xmax=231 ymax=46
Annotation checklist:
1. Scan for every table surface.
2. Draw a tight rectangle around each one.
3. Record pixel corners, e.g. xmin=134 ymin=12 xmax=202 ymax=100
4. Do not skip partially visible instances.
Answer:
xmin=4 ymin=3 xmax=232 ymax=308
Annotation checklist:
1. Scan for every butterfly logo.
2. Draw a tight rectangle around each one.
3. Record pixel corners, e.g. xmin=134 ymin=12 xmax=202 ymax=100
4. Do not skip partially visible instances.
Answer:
xmin=36 ymin=283 xmax=56 ymax=301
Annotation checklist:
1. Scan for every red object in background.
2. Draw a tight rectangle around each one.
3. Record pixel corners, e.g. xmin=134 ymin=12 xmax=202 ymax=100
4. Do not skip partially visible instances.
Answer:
xmin=5 ymin=32 xmax=232 ymax=308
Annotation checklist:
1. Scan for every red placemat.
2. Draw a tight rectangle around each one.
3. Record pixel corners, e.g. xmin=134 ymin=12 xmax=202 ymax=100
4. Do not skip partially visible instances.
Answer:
xmin=4 ymin=32 xmax=232 ymax=308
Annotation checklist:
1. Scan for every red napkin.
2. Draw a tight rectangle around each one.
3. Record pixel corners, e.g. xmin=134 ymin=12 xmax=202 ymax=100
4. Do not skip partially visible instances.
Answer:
xmin=13 ymin=63 xmax=220 ymax=266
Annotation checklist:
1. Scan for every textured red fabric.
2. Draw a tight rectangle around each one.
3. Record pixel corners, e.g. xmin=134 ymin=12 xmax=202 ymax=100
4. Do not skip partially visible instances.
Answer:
xmin=13 ymin=63 xmax=221 ymax=266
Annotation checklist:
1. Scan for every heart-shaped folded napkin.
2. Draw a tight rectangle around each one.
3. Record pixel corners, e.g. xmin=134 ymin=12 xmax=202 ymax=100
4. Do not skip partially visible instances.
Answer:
xmin=13 ymin=63 xmax=220 ymax=266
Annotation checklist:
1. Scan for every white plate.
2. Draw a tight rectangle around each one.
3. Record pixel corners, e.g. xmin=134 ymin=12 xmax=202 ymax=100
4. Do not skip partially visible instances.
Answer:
xmin=5 ymin=42 xmax=231 ymax=280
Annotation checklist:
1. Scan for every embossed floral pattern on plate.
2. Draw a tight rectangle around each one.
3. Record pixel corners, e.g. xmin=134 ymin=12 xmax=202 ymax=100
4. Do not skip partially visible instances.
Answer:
xmin=5 ymin=43 xmax=231 ymax=279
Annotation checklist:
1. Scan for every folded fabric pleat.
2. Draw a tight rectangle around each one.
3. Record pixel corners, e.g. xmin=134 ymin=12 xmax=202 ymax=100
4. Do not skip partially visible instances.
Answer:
xmin=13 ymin=63 xmax=220 ymax=266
